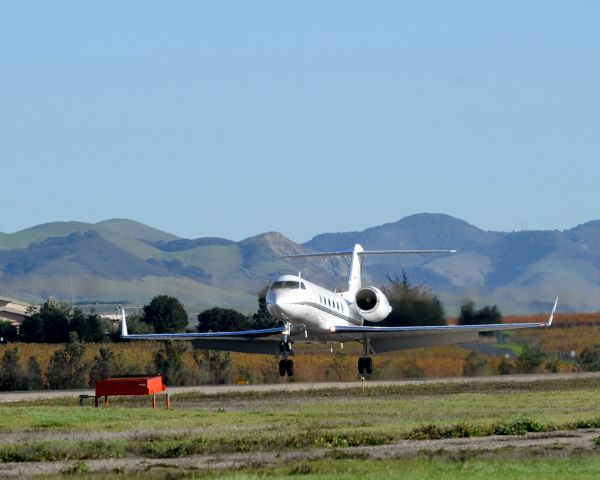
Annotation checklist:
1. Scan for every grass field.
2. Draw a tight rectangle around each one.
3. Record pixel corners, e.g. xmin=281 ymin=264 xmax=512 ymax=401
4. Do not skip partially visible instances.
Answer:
xmin=32 ymin=457 xmax=600 ymax=480
xmin=3 ymin=377 xmax=600 ymax=478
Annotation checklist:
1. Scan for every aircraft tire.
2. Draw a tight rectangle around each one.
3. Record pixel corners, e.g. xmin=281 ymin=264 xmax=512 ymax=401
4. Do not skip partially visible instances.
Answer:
xmin=365 ymin=357 xmax=373 ymax=374
xmin=358 ymin=357 xmax=365 ymax=375
xmin=286 ymin=359 xmax=294 ymax=376
xmin=279 ymin=359 xmax=287 ymax=376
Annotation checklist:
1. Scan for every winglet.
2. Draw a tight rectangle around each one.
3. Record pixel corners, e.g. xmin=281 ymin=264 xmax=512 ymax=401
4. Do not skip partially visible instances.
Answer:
xmin=120 ymin=307 xmax=129 ymax=337
xmin=546 ymin=297 xmax=558 ymax=326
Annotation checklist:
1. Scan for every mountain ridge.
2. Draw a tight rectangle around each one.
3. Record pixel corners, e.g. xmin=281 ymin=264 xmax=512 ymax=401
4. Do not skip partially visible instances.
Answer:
xmin=0 ymin=213 xmax=599 ymax=314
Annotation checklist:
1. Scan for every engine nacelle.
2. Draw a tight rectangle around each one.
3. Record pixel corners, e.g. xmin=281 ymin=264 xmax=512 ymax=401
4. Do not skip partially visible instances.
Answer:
xmin=355 ymin=286 xmax=392 ymax=323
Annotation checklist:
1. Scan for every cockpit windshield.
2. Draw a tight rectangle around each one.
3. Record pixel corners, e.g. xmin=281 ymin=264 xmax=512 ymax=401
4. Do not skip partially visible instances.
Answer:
xmin=270 ymin=281 xmax=306 ymax=290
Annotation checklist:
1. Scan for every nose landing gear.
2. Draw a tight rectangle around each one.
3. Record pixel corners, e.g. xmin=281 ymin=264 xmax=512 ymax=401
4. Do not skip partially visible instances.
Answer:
xmin=278 ymin=322 xmax=294 ymax=377
xmin=279 ymin=358 xmax=294 ymax=377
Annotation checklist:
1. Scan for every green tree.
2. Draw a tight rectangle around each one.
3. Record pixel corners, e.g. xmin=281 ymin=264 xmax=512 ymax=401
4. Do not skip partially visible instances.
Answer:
xmin=70 ymin=309 xmax=108 ymax=343
xmin=47 ymin=332 xmax=89 ymax=389
xmin=26 ymin=356 xmax=43 ymax=390
xmin=197 ymin=307 xmax=250 ymax=332
xmin=89 ymin=346 xmax=120 ymax=384
xmin=21 ymin=299 xmax=112 ymax=343
xmin=143 ymin=295 xmax=188 ymax=333
xmin=375 ymin=273 xmax=446 ymax=327
xmin=0 ymin=320 xmax=18 ymax=343
xmin=0 ymin=347 xmax=26 ymax=391
xmin=515 ymin=344 xmax=547 ymax=374
xmin=19 ymin=313 xmax=44 ymax=343
xmin=40 ymin=297 xmax=72 ymax=343
xmin=577 ymin=344 xmax=600 ymax=372
xmin=251 ymin=285 xmax=279 ymax=329
xmin=153 ymin=341 xmax=188 ymax=385
xmin=458 ymin=300 xmax=502 ymax=325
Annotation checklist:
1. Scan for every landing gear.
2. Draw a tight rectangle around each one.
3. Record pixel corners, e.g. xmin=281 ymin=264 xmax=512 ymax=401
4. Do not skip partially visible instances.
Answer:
xmin=278 ymin=341 xmax=294 ymax=376
xmin=278 ymin=322 xmax=294 ymax=377
xmin=279 ymin=358 xmax=294 ymax=377
xmin=358 ymin=356 xmax=373 ymax=375
xmin=358 ymin=338 xmax=373 ymax=375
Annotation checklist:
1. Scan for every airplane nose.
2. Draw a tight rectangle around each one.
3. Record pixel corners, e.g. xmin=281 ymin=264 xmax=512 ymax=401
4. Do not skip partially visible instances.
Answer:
xmin=266 ymin=291 xmax=292 ymax=320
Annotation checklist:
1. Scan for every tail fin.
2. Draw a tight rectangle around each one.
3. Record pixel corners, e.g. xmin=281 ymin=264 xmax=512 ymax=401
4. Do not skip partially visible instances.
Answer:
xmin=120 ymin=307 xmax=128 ymax=337
xmin=347 ymin=244 xmax=364 ymax=295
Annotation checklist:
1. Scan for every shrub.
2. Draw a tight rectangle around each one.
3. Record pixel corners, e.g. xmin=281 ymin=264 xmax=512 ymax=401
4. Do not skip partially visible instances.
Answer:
xmin=515 ymin=344 xmax=547 ymax=373
xmin=577 ymin=344 xmax=600 ymax=372
xmin=89 ymin=346 xmax=120 ymax=384
xmin=492 ymin=418 xmax=548 ymax=435
xmin=401 ymin=358 xmax=425 ymax=378
xmin=47 ymin=332 xmax=89 ymax=389
xmin=26 ymin=356 xmax=44 ymax=390
xmin=463 ymin=351 xmax=490 ymax=376
xmin=0 ymin=347 xmax=26 ymax=391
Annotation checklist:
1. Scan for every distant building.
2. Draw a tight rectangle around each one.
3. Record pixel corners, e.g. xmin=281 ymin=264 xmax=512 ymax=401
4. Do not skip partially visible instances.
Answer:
xmin=0 ymin=297 xmax=36 ymax=326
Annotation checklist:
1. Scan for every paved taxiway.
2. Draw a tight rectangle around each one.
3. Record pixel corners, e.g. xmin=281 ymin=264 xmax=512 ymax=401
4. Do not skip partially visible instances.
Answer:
xmin=2 ymin=371 xmax=600 ymax=403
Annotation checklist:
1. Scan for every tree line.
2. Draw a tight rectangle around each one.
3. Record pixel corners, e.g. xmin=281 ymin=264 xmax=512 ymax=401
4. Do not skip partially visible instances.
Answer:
xmin=0 ymin=276 xmax=506 ymax=345
xmin=0 ymin=334 xmax=232 ymax=391
xmin=0 ymin=275 xmax=533 ymax=392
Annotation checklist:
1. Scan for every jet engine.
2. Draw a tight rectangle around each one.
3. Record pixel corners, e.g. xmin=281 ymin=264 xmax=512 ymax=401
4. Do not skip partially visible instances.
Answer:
xmin=355 ymin=287 xmax=392 ymax=322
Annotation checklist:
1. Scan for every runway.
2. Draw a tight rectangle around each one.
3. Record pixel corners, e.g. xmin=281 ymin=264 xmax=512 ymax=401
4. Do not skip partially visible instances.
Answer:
xmin=2 ymin=371 xmax=600 ymax=403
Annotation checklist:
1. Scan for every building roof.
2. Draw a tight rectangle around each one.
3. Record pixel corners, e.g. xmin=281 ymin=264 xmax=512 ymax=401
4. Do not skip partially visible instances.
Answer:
xmin=0 ymin=297 xmax=36 ymax=326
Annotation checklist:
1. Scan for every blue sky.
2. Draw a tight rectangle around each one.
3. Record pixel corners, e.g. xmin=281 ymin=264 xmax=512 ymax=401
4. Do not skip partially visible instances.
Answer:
xmin=1 ymin=2 xmax=599 ymax=242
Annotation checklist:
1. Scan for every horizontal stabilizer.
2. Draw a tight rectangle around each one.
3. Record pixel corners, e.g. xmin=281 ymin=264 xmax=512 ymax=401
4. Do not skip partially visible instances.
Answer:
xmin=279 ymin=249 xmax=456 ymax=258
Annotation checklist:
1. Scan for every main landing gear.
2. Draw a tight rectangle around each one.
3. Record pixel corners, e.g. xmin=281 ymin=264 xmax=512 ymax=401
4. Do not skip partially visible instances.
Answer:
xmin=279 ymin=358 xmax=294 ymax=377
xmin=358 ymin=339 xmax=373 ymax=375
xmin=358 ymin=356 xmax=373 ymax=375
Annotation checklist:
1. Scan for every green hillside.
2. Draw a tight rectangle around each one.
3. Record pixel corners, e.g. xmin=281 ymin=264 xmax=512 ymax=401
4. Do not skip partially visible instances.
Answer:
xmin=1 ymin=214 xmax=600 ymax=314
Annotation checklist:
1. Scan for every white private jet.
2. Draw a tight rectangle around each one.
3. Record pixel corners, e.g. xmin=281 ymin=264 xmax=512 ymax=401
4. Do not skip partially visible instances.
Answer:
xmin=121 ymin=244 xmax=557 ymax=377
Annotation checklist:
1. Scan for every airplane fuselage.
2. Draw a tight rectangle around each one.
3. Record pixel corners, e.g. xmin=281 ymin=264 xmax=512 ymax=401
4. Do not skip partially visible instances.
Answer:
xmin=266 ymin=274 xmax=363 ymax=340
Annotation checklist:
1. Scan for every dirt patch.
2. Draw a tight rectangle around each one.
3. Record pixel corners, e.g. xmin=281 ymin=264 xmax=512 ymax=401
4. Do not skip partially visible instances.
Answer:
xmin=1 ymin=429 xmax=599 ymax=477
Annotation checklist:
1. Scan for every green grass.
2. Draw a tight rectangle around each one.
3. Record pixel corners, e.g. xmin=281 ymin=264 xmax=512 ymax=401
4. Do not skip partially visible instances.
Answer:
xmin=36 ymin=457 xmax=600 ymax=480
xmin=5 ymin=379 xmax=600 ymax=435
xmin=3 ymin=377 xmax=600 ymax=480
xmin=208 ymin=457 xmax=600 ymax=480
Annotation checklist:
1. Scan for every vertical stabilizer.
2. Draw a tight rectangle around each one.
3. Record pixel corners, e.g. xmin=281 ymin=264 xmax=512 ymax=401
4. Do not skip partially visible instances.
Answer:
xmin=120 ymin=307 xmax=128 ymax=337
xmin=347 ymin=244 xmax=364 ymax=295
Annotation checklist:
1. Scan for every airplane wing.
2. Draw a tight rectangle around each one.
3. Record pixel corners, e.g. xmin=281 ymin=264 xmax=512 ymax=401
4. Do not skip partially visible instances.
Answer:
xmin=120 ymin=310 xmax=285 ymax=355
xmin=328 ymin=298 xmax=558 ymax=354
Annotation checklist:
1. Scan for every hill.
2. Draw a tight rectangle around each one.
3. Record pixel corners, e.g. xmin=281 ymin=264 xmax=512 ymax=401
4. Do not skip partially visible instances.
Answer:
xmin=0 ymin=215 xmax=599 ymax=314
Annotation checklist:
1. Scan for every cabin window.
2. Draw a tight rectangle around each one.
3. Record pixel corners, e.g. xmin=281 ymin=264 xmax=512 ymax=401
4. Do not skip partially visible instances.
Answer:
xmin=300 ymin=282 xmax=306 ymax=289
xmin=271 ymin=281 xmax=301 ymax=290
